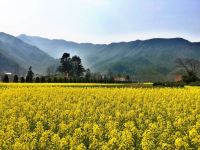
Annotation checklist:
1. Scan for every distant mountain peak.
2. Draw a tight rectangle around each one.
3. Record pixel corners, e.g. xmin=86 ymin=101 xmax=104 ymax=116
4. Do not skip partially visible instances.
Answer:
xmin=145 ymin=37 xmax=190 ymax=42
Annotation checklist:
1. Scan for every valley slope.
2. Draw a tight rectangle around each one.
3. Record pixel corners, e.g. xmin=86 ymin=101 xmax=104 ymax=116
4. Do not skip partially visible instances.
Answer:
xmin=0 ymin=32 xmax=57 ymax=75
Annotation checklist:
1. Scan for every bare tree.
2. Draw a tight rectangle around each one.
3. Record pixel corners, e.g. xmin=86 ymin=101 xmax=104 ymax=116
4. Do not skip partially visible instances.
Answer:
xmin=176 ymin=58 xmax=200 ymax=75
xmin=176 ymin=58 xmax=200 ymax=83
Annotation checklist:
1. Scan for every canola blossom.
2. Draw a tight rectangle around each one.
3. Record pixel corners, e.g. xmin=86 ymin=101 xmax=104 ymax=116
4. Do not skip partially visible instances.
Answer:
xmin=0 ymin=83 xmax=200 ymax=149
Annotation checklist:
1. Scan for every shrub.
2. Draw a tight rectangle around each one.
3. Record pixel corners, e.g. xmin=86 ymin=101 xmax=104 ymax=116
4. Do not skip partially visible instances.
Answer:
xmin=3 ymin=75 xmax=9 ymax=83
xmin=153 ymin=82 xmax=185 ymax=87
xmin=35 ymin=77 xmax=40 ymax=83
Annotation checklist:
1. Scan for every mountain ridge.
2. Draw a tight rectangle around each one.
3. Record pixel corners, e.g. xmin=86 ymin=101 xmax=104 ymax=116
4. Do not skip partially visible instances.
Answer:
xmin=19 ymin=33 xmax=197 ymax=45
xmin=0 ymin=32 xmax=57 ymax=75
xmin=0 ymin=32 xmax=199 ymax=81
xmin=18 ymin=34 xmax=200 ymax=81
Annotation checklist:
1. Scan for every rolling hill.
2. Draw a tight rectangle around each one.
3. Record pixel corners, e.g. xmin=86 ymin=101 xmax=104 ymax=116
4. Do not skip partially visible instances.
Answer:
xmin=18 ymin=34 xmax=200 ymax=81
xmin=0 ymin=32 xmax=57 ymax=75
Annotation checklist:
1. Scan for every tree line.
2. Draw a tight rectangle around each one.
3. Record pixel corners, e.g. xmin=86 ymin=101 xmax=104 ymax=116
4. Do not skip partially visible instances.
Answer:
xmin=1 ymin=52 xmax=200 ymax=84
xmin=1 ymin=53 xmax=131 ymax=83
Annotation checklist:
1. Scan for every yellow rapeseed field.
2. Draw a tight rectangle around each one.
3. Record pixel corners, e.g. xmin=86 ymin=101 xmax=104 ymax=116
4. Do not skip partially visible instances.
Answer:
xmin=0 ymin=83 xmax=200 ymax=149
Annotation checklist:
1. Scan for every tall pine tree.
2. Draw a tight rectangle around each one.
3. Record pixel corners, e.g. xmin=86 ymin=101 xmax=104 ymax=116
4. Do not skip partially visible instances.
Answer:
xmin=26 ymin=66 xmax=34 ymax=83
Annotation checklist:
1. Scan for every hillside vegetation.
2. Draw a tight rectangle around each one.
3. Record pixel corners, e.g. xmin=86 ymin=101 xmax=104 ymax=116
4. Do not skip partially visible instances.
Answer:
xmin=18 ymin=34 xmax=200 ymax=81
xmin=0 ymin=32 xmax=57 ymax=74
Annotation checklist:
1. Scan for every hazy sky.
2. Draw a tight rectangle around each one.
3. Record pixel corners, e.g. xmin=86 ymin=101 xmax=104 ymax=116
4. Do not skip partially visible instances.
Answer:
xmin=0 ymin=0 xmax=200 ymax=43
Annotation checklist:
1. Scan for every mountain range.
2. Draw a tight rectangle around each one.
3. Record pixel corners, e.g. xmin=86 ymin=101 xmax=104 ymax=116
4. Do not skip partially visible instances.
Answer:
xmin=0 ymin=32 xmax=57 ymax=75
xmin=0 ymin=32 xmax=200 ymax=81
xmin=18 ymin=34 xmax=200 ymax=81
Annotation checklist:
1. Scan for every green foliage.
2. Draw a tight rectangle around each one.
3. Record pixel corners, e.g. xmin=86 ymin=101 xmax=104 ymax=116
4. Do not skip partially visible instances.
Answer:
xmin=70 ymin=56 xmax=85 ymax=78
xmin=13 ymin=75 xmax=18 ymax=83
xmin=188 ymin=81 xmax=200 ymax=86
xmin=182 ymin=73 xmax=199 ymax=84
xmin=58 ymin=53 xmax=85 ymax=78
xmin=53 ymin=77 xmax=58 ymax=83
xmin=58 ymin=53 xmax=71 ymax=77
xmin=3 ymin=75 xmax=9 ymax=83
xmin=26 ymin=66 xmax=34 ymax=83
xmin=20 ymin=77 xmax=25 ymax=83
xmin=153 ymin=82 xmax=185 ymax=87
xmin=35 ymin=77 xmax=40 ymax=83
xmin=58 ymin=77 xmax=64 ymax=83
xmin=47 ymin=78 xmax=52 ymax=83
xmin=40 ymin=77 xmax=46 ymax=83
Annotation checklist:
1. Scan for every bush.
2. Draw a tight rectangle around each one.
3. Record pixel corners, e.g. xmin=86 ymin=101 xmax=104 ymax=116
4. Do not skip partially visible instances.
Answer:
xmin=58 ymin=78 xmax=63 ymax=83
xmin=41 ymin=77 xmax=46 ymax=83
xmin=53 ymin=77 xmax=58 ymax=83
xmin=3 ymin=75 xmax=9 ymax=83
xmin=188 ymin=81 xmax=200 ymax=86
xmin=35 ymin=77 xmax=40 ymax=83
xmin=47 ymin=78 xmax=52 ymax=83
xmin=153 ymin=82 xmax=185 ymax=87
xmin=13 ymin=75 xmax=18 ymax=83
xmin=20 ymin=77 xmax=25 ymax=83
xmin=182 ymin=74 xmax=199 ymax=84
